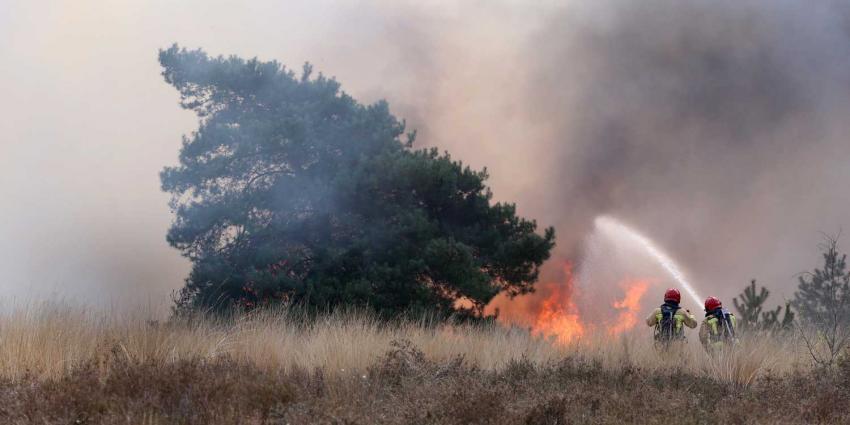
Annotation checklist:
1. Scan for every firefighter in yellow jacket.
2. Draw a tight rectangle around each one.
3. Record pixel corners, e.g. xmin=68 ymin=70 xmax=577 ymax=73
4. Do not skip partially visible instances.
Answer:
xmin=645 ymin=288 xmax=697 ymax=344
xmin=699 ymin=296 xmax=738 ymax=351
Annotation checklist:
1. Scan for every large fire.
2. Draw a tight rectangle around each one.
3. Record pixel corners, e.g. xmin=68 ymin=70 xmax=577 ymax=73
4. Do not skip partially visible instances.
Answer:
xmin=607 ymin=279 xmax=650 ymax=336
xmin=530 ymin=264 xmax=585 ymax=344
xmin=486 ymin=262 xmax=653 ymax=344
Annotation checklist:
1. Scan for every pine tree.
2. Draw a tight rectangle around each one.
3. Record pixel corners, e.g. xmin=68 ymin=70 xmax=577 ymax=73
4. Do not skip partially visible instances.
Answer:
xmin=733 ymin=279 xmax=794 ymax=333
xmin=794 ymin=237 xmax=850 ymax=325
xmin=157 ymin=45 xmax=555 ymax=318
xmin=734 ymin=279 xmax=768 ymax=330
xmin=794 ymin=236 xmax=850 ymax=366
xmin=762 ymin=301 xmax=795 ymax=331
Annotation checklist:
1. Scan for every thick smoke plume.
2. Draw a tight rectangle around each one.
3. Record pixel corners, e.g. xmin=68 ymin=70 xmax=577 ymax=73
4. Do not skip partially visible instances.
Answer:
xmin=3 ymin=1 xmax=850 ymax=316
xmin=526 ymin=1 xmax=850 ymax=303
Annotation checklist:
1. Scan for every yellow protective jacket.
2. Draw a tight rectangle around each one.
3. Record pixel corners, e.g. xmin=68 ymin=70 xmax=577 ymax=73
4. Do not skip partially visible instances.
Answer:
xmin=645 ymin=305 xmax=698 ymax=336
xmin=699 ymin=311 xmax=737 ymax=350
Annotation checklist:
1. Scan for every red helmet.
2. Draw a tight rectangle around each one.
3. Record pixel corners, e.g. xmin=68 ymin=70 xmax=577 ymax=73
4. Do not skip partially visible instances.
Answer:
xmin=663 ymin=288 xmax=681 ymax=303
xmin=704 ymin=296 xmax=722 ymax=311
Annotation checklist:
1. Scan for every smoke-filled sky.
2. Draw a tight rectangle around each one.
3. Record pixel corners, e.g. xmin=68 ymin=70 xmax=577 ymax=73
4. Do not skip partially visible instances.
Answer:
xmin=2 ymin=0 xmax=849 ymax=313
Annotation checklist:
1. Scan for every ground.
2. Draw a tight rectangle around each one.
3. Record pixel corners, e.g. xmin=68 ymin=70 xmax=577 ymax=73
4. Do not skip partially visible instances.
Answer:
xmin=0 ymin=307 xmax=845 ymax=424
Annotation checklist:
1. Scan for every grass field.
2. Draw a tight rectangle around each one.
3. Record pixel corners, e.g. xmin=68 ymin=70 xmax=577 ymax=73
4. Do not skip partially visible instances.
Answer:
xmin=0 ymin=303 xmax=846 ymax=424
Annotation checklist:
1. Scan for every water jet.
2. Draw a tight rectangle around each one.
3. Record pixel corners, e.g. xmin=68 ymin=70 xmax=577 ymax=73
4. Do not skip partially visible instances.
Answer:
xmin=594 ymin=216 xmax=703 ymax=306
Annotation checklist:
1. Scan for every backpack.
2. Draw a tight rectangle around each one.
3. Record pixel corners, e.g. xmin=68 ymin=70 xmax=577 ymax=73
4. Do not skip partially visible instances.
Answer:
xmin=655 ymin=304 xmax=683 ymax=342
xmin=711 ymin=309 xmax=736 ymax=342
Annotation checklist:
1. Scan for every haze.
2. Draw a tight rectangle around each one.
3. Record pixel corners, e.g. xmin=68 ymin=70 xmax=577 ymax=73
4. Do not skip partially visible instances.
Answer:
xmin=3 ymin=0 xmax=849 ymax=314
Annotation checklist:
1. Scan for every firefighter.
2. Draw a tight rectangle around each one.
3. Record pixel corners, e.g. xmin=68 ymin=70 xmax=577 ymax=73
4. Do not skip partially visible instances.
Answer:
xmin=646 ymin=288 xmax=697 ymax=345
xmin=699 ymin=296 xmax=738 ymax=351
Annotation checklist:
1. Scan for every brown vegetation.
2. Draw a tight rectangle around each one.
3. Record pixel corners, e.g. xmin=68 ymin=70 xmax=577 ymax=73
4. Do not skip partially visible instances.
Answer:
xmin=0 ymin=304 xmax=845 ymax=424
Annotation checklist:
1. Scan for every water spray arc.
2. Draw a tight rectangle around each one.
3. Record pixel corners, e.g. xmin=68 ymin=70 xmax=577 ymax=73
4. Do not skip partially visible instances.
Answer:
xmin=594 ymin=216 xmax=703 ymax=306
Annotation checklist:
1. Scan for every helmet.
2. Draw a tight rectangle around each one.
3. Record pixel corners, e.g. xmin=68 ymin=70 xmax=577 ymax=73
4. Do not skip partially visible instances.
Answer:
xmin=663 ymin=288 xmax=681 ymax=303
xmin=704 ymin=296 xmax=722 ymax=311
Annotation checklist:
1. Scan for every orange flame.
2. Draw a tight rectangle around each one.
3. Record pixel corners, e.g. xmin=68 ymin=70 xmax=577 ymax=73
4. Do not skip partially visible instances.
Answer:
xmin=531 ymin=294 xmax=584 ymax=344
xmin=485 ymin=261 xmax=656 ymax=344
xmin=607 ymin=279 xmax=650 ymax=336
xmin=528 ymin=264 xmax=585 ymax=344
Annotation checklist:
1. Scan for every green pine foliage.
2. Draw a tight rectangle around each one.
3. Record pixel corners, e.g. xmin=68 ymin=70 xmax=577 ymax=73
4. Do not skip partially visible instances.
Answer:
xmin=794 ymin=236 xmax=850 ymax=367
xmin=158 ymin=45 xmax=555 ymax=318
xmin=794 ymin=238 xmax=850 ymax=327
xmin=733 ymin=279 xmax=794 ymax=333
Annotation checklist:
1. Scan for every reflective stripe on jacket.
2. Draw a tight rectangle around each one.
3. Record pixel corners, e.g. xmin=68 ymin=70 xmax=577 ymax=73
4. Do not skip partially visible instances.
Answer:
xmin=645 ymin=307 xmax=698 ymax=330
xmin=699 ymin=313 xmax=737 ymax=349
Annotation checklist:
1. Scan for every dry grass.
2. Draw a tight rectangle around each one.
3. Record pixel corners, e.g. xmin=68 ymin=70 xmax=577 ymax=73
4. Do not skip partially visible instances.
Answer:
xmin=572 ymin=330 xmax=808 ymax=388
xmin=0 ymin=303 xmax=574 ymax=380
xmin=0 ymin=303 xmax=841 ymax=424
xmin=0 ymin=303 xmax=808 ymax=382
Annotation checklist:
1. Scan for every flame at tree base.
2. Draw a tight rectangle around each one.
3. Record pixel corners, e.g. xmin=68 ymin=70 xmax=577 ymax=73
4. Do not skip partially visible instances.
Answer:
xmin=608 ymin=280 xmax=650 ymax=336
xmin=531 ymin=264 xmax=585 ymax=344
xmin=487 ymin=262 xmax=652 ymax=345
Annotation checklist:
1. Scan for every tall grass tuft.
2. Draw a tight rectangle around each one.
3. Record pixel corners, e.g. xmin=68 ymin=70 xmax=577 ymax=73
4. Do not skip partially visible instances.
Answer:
xmin=0 ymin=302 xmax=807 ymax=384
